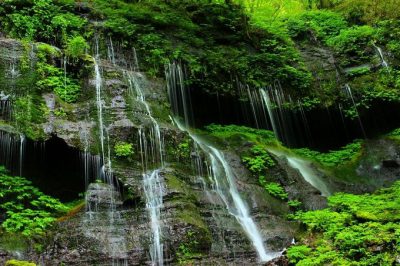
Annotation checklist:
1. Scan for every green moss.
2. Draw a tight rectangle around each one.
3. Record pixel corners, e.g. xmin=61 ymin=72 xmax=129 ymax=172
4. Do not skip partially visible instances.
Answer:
xmin=0 ymin=233 xmax=29 ymax=252
xmin=166 ymin=174 xmax=188 ymax=193
xmin=166 ymin=173 xmax=210 ymax=233
xmin=13 ymin=95 xmax=47 ymax=140
xmin=5 ymin=260 xmax=36 ymax=266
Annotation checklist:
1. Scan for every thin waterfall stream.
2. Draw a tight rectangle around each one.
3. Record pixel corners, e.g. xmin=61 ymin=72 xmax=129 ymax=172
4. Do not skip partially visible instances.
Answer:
xmin=127 ymin=71 xmax=165 ymax=265
xmin=268 ymin=149 xmax=331 ymax=197
xmin=174 ymin=118 xmax=277 ymax=262
xmin=166 ymin=61 xmax=276 ymax=262
xmin=83 ymin=45 xmax=128 ymax=264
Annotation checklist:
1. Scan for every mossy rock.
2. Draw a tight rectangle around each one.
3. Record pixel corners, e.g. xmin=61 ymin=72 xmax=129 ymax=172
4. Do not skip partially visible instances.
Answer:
xmin=5 ymin=260 xmax=36 ymax=266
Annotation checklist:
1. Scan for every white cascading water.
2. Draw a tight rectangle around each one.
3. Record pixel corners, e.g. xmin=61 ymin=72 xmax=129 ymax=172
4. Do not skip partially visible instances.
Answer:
xmin=166 ymin=62 xmax=276 ymax=262
xmin=108 ymin=37 xmax=116 ymax=66
xmin=126 ymin=71 xmax=165 ymax=265
xmin=19 ymin=134 xmax=25 ymax=177
xmin=143 ymin=169 xmax=164 ymax=266
xmin=344 ymin=84 xmax=366 ymax=138
xmin=268 ymin=149 xmax=331 ymax=197
xmin=127 ymin=72 xmax=164 ymax=165
xmin=174 ymin=118 xmax=274 ymax=262
xmin=373 ymin=44 xmax=389 ymax=69
xmin=83 ymin=40 xmax=128 ymax=265
xmin=287 ymin=156 xmax=331 ymax=197
xmin=260 ymin=88 xmax=279 ymax=138
xmin=94 ymin=58 xmax=106 ymax=163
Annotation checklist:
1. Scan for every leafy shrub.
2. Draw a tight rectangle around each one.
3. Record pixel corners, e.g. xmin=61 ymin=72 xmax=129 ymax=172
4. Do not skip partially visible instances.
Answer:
xmin=327 ymin=25 xmax=375 ymax=65
xmin=242 ymin=145 xmax=275 ymax=173
xmin=65 ymin=35 xmax=89 ymax=59
xmin=287 ymin=11 xmax=347 ymax=41
xmin=294 ymin=141 xmax=362 ymax=167
xmin=176 ymin=139 xmax=191 ymax=161
xmin=288 ymin=181 xmax=400 ymax=265
xmin=377 ymin=19 xmax=400 ymax=59
xmin=0 ymin=0 xmax=86 ymax=44
xmin=114 ymin=142 xmax=134 ymax=157
xmin=35 ymin=45 xmax=81 ymax=103
xmin=287 ymin=245 xmax=312 ymax=264
xmin=0 ymin=166 xmax=69 ymax=236
xmin=259 ymin=177 xmax=288 ymax=200
xmin=288 ymin=199 xmax=302 ymax=209
xmin=176 ymin=230 xmax=201 ymax=265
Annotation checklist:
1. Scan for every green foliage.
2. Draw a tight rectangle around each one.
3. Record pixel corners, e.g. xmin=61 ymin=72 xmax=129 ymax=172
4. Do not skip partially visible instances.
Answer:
xmin=0 ymin=0 xmax=86 ymax=44
xmin=0 ymin=166 xmax=69 ymax=236
xmin=206 ymin=124 xmax=279 ymax=146
xmin=288 ymin=181 xmax=400 ymax=265
xmin=176 ymin=139 xmax=191 ymax=161
xmin=287 ymin=245 xmax=312 ymax=264
xmin=90 ymin=0 xmax=311 ymax=94
xmin=287 ymin=10 xmax=347 ymax=42
xmin=388 ymin=128 xmax=400 ymax=140
xmin=176 ymin=230 xmax=202 ymax=265
xmin=65 ymin=35 xmax=89 ymax=59
xmin=346 ymin=66 xmax=370 ymax=77
xmin=114 ymin=142 xmax=134 ymax=157
xmin=327 ymin=25 xmax=375 ymax=66
xmin=377 ymin=19 xmax=400 ymax=59
xmin=5 ymin=260 xmax=36 ymax=266
xmin=35 ymin=44 xmax=81 ymax=103
xmin=259 ymin=177 xmax=288 ymax=200
xmin=294 ymin=140 xmax=362 ymax=167
xmin=335 ymin=0 xmax=400 ymax=24
xmin=288 ymin=199 xmax=302 ymax=209
xmin=13 ymin=95 xmax=47 ymax=140
xmin=242 ymin=145 xmax=275 ymax=173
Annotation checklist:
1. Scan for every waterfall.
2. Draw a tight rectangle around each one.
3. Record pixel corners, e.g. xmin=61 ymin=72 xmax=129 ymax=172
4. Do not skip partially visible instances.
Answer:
xmin=0 ymin=131 xmax=17 ymax=173
xmin=82 ymin=39 xmax=128 ymax=265
xmin=373 ymin=44 xmax=389 ymax=69
xmin=127 ymin=72 xmax=164 ymax=166
xmin=19 ymin=134 xmax=25 ymax=177
xmin=166 ymin=62 xmax=281 ymax=261
xmin=174 ymin=119 xmax=274 ymax=262
xmin=165 ymin=62 xmax=192 ymax=126
xmin=143 ymin=169 xmax=164 ymax=266
xmin=94 ymin=58 xmax=106 ymax=163
xmin=126 ymin=68 xmax=165 ymax=264
xmin=269 ymin=149 xmax=331 ymax=196
xmin=0 ymin=96 xmax=12 ymax=120
xmin=260 ymin=88 xmax=279 ymax=139
xmin=108 ymin=37 xmax=116 ymax=66
xmin=132 ymin=47 xmax=140 ymax=72
xmin=344 ymin=84 xmax=366 ymax=138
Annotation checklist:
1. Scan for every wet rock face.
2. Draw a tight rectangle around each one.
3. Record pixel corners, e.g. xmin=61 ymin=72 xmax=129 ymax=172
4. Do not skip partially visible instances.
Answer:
xmin=5 ymin=36 xmax=399 ymax=266
xmin=355 ymin=139 xmax=400 ymax=192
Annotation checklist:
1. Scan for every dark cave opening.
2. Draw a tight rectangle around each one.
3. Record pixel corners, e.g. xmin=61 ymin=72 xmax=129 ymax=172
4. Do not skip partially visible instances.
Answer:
xmin=22 ymin=135 xmax=86 ymax=201
xmin=0 ymin=134 xmax=86 ymax=202
xmin=0 ymin=132 xmax=134 ymax=203
xmin=187 ymin=88 xmax=400 ymax=151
